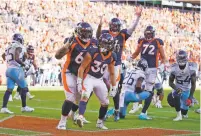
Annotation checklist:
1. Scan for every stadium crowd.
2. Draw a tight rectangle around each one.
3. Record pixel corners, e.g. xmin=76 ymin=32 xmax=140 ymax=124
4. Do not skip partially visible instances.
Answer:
xmin=0 ymin=0 xmax=200 ymax=86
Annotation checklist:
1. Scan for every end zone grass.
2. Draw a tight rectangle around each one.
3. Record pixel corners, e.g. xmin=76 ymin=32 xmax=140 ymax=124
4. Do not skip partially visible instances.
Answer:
xmin=0 ymin=88 xmax=200 ymax=135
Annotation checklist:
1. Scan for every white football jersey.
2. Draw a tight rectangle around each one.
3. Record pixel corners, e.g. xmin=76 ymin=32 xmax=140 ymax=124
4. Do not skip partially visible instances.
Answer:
xmin=122 ymin=67 xmax=146 ymax=92
xmin=170 ymin=62 xmax=197 ymax=91
xmin=5 ymin=41 xmax=26 ymax=68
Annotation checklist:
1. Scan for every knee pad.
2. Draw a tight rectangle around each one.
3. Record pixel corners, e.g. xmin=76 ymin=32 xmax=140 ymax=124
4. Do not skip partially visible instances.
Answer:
xmin=167 ymin=92 xmax=175 ymax=107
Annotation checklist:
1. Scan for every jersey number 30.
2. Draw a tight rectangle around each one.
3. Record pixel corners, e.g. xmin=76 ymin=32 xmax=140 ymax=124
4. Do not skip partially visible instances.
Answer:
xmin=91 ymin=60 xmax=107 ymax=74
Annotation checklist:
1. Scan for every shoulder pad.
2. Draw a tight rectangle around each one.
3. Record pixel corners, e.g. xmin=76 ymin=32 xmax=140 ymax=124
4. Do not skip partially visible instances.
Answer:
xmin=189 ymin=62 xmax=198 ymax=75
xmin=155 ymin=38 xmax=164 ymax=45
xmin=120 ymin=29 xmax=128 ymax=34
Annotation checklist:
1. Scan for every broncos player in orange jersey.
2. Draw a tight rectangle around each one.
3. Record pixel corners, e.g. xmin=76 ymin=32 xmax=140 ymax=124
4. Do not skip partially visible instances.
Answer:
xmin=55 ymin=22 xmax=97 ymax=130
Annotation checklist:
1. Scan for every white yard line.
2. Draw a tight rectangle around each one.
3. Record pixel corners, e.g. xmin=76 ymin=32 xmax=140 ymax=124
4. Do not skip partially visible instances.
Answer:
xmin=0 ymin=115 xmax=14 ymax=122
xmin=2 ymin=105 xmax=199 ymax=122
xmin=0 ymin=127 xmax=51 ymax=136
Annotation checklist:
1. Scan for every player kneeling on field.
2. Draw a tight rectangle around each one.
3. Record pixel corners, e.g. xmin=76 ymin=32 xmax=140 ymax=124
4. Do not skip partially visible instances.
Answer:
xmin=119 ymin=58 xmax=152 ymax=119
xmin=76 ymin=33 xmax=117 ymax=129
xmin=168 ymin=50 xmax=197 ymax=121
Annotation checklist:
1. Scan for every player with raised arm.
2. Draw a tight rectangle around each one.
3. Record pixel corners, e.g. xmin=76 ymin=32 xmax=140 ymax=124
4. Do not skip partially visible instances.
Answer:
xmin=76 ymin=33 xmax=116 ymax=129
xmin=167 ymin=50 xmax=197 ymax=121
xmin=132 ymin=26 xmax=167 ymax=120
xmin=55 ymin=22 xmax=97 ymax=130
xmin=0 ymin=33 xmax=34 ymax=114
xmin=97 ymin=7 xmax=142 ymax=121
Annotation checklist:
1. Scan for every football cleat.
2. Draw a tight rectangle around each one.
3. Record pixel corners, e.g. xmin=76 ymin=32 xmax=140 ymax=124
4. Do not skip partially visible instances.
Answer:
xmin=14 ymin=93 xmax=21 ymax=100
xmin=83 ymin=117 xmax=91 ymax=124
xmin=0 ymin=108 xmax=14 ymax=114
xmin=139 ymin=113 xmax=152 ymax=120
xmin=195 ymin=109 xmax=200 ymax=114
xmin=21 ymin=106 xmax=34 ymax=112
xmin=76 ymin=115 xmax=84 ymax=128
xmin=57 ymin=120 xmax=66 ymax=130
xmin=96 ymin=119 xmax=108 ymax=130
xmin=173 ymin=115 xmax=182 ymax=121
xmin=129 ymin=103 xmax=140 ymax=114
xmin=114 ymin=110 xmax=120 ymax=122
xmin=182 ymin=115 xmax=188 ymax=119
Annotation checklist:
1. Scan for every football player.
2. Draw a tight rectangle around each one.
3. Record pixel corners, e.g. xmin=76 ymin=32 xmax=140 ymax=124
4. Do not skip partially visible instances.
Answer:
xmin=153 ymin=61 xmax=167 ymax=108
xmin=55 ymin=22 xmax=97 ymax=130
xmin=167 ymin=50 xmax=197 ymax=121
xmin=0 ymin=33 xmax=34 ymax=114
xmin=132 ymin=26 xmax=167 ymax=120
xmin=13 ymin=45 xmax=37 ymax=100
xmin=119 ymin=58 xmax=151 ymax=118
xmin=97 ymin=7 xmax=142 ymax=121
xmin=76 ymin=33 xmax=116 ymax=129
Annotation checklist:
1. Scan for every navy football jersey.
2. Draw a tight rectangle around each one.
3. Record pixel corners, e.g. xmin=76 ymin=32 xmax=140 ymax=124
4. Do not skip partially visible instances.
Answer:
xmin=86 ymin=51 xmax=117 ymax=78
xmin=138 ymin=38 xmax=164 ymax=68
xmin=63 ymin=37 xmax=98 ymax=76
xmin=102 ymin=29 xmax=130 ymax=66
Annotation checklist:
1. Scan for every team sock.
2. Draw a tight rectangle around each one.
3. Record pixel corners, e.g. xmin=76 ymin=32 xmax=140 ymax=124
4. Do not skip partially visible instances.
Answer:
xmin=72 ymin=104 xmax=79 ymax=112
xmin=99 ymin=106 xmax=108 ymax=120
xmin=62 ymin=100 xmax=73 ymax=116
xmin=20 ymin=88 xmax=28 ymax=107
xmin=2 ymin=90 xmax=11 ymax=108
xmin=142 ymin=92 xmax=153 ymax=113
xmin=113 ymin=91 xmax=120 ymax=110
xmin=79 ymin=101 xmax=87 ymax=115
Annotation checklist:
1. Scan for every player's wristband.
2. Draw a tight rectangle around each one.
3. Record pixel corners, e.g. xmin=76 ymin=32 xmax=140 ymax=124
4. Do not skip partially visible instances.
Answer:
xmin=77 ymin=77 xmax=82 ymax=85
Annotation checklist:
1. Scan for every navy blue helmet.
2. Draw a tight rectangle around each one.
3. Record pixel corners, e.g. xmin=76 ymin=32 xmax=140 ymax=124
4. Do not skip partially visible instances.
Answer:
xmin=27 ymin=45 xmax=34 ymax=55
xmin=144 ymin=26 xmax=155 ymax=40
xmin=98 ymin=33 xmax=114 ymax=52
xmin=176 ymin=50 xmax=188 ymax=66
xmin=77 ymin=22 xmax=93 ymax=42
xmin=75 ymin=22 xmax=81 ymax=35
xmin=109 ymin=18 xmax=121 ymax=32
xmin=12 ymin=33 xmax=24 ymax=45
xmin=137 ymin=58 xmax=148 ymax=71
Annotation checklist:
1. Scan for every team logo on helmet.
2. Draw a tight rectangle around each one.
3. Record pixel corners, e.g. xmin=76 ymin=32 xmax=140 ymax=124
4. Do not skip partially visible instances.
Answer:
xmin=109 ymin=18 xmax=121 ymax=32
xmin=144 ymin=26 xmax=155 ymax=40
xmin=77 ymin=22 xmax=93 ymax=43
xmin=12 ymin=33 xmax=24 ymax=45
xmin=176 ymin=50 xmax=188 ymax=66
xmin=98 ymin=33 xmax=114 ymax=53
xmin=137 ymin=58 xmax=148 ymax=71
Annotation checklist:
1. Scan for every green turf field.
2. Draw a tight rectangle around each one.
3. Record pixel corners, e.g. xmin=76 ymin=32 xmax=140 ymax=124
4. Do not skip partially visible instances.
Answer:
xmin=0 ymin=88 xmax=200 ymax=135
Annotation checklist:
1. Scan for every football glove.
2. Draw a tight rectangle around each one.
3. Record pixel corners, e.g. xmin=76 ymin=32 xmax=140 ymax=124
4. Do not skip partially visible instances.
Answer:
xmin=186 ymin=98 xmax=192 ymax=106
xmin=109 ymin=86 xmax=117 ymax=97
